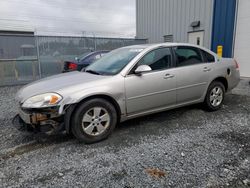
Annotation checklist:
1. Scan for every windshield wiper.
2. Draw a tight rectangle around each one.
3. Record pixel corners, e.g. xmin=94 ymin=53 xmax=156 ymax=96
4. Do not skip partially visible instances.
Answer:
xmin=85 ymin=69 xmax=100 ymax=75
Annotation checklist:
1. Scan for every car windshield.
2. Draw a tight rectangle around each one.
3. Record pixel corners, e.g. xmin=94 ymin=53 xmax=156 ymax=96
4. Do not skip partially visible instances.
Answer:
xmin=85 ymin=48 xmax=143 ymax=75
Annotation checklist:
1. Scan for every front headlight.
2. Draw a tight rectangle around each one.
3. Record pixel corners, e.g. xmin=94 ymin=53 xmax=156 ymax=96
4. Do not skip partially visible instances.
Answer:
xmin=22 ymin=93 xmax=62 ymax=108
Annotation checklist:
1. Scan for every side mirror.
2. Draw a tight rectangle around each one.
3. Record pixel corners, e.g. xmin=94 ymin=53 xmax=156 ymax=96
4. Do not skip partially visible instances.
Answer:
xmin=134 ymin=65 xmax=152 ymax=75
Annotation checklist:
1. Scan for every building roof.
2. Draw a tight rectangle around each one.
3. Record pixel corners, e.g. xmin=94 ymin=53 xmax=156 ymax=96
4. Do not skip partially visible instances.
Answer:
xmin=0 ymin=19 xmax=34 ymax=33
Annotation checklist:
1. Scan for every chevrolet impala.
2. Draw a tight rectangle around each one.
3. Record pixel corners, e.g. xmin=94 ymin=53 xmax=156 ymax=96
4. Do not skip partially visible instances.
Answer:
xmin=14 ymin=43 xmax=240 ymax=143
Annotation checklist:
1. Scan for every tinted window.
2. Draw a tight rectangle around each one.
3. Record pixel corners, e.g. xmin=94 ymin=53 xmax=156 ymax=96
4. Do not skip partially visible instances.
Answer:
xmin=137 ymin=48 xmax=172 ymax=71
xmin=174 ymin=46 xmax=202 ymax=67
xmin=201 ymin=50 xmax=215 ymax=62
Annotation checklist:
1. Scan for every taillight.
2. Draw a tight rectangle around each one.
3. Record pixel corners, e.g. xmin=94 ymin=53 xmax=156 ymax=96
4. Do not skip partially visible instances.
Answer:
xmin=234 ymin=59 xmax=239 ymax=69
xmin=68 ymin=62 xmax=77 ymax=70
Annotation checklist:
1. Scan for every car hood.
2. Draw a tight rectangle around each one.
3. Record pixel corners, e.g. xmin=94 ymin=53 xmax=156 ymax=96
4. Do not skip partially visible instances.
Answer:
xmin=16 ymin=71 xmax=108 ymax=103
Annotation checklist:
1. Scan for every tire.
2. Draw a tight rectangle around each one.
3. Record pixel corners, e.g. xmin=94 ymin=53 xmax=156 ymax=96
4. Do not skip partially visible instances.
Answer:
xmin=71 ymin=98 xmax=117 ymax=144
xmin=204 ymin=81 xmax=225 ymax=111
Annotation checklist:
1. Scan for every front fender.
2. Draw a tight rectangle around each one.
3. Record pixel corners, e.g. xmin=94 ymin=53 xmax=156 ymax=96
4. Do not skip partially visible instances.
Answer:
xmin=61 ymin=85 xmax=125 ymax=134
xmin=58 ymin=85 xmax=126 ymax=116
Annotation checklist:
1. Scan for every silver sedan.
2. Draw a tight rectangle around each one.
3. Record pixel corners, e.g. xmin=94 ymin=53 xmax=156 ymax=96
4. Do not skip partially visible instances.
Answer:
xmin=14 ymin=43 xmax=240 ymax=143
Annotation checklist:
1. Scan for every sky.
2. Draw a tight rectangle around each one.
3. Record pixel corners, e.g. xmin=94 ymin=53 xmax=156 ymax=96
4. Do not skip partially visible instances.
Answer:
xmin=0 ymin=0 xmax=136 ymax=38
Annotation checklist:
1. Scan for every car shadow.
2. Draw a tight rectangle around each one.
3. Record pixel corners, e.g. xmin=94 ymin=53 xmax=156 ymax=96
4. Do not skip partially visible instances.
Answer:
xmin=118 ymin=103 xmax=202 ymax=130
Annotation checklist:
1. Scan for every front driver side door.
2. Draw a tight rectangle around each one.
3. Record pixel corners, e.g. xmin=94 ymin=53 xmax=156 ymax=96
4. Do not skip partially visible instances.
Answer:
xmin=125 ymin=47 xmax=176 ymax=115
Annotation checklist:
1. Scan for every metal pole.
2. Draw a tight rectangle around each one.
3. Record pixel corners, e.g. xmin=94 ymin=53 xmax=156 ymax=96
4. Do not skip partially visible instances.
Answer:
xmin=232 ymin=0 xmax=239 ymax=57
xmin=92 ymin=32 xmax=96 ymax=50
xmin=35 ymin=36 xmax=42 ymax=79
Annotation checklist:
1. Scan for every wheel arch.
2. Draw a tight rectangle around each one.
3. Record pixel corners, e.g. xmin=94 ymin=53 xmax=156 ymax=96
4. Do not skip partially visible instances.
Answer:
xmin=64 ymin=94 xmax=121 ymax=134
xmin=201 ymin=76 xmax=228 ymax=102
xmin=211 ymin=77 xmax=228 ymax=91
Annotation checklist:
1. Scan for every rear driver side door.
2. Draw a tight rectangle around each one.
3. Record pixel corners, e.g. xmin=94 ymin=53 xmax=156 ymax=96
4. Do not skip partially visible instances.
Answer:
xmin=173 ymin=46 xmax=213 ymax=104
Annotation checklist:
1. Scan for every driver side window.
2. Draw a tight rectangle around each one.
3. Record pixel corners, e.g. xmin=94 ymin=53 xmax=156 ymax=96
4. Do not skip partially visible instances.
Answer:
xmin=174 ymin=46 xmax=202 ymax=67
xmin=137 ymin=47 xmax=172 ymax=71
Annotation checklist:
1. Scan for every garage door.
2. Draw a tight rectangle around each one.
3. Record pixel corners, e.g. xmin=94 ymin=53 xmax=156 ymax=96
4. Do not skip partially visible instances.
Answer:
xmin=234 ymin=0 xmax=250 ymax=77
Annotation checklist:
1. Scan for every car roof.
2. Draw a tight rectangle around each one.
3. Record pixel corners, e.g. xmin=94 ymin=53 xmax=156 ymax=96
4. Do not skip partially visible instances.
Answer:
xmin=125 ymin=42 xmax=203 ymax=49
xmin=124 ymin=42 xmax=217 ymax=56
xmin=82 ymin=50 xmax=109 ymax=57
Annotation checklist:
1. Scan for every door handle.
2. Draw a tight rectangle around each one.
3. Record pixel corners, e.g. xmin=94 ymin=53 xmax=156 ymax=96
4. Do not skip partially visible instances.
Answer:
xmin=164 ymin=74 xmax=174 ymax=79
xmin=203 ymin=67 xmax=211 ymax=72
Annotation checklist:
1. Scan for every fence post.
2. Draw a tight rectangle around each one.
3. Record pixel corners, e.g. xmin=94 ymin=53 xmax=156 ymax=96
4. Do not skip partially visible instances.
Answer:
xmin=35 ymin=36 xmax=42 ymax=79
xmin=122 ymin=39 xmax=125 ymax=47
xmin=94 ymin=37 xmax=97 ymax=51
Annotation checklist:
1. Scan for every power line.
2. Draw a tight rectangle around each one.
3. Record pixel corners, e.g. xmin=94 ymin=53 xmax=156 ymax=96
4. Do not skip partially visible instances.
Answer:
xmin=0 ymin=0 xmax=135 ymax=37
xmin=0 ymin=11 xmax=133 ymax=24
xmin=5 ymin=0 xmax=135 ymax=15
xmin=0 ymin=16 xmax=134 ymax=27
xmin=0 ymin=8 xmax=135 ymax=26
xmin=0 ymin=18 xmax=29 ymax=22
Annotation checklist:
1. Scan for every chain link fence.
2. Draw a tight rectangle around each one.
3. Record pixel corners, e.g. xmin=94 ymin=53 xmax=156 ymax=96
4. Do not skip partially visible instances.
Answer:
xmin=0 ymin=35 xmax=147 ymax=86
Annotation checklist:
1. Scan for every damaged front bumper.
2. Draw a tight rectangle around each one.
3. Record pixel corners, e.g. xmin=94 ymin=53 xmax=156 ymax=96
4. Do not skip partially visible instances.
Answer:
xmin=12 ymin=106 xmax=65 ymax=134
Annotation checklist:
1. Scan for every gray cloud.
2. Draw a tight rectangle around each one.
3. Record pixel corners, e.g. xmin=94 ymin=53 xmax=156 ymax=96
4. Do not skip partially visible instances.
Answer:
xmin=0 ymin=0 xmax=135 ymax=37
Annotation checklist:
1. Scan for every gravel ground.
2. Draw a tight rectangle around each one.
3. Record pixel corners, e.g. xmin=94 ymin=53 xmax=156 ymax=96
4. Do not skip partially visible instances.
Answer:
xmin=232 ymin=79 xmax=250 ymax=97
xmin=0 ymin=80 xmax=249 ymax=188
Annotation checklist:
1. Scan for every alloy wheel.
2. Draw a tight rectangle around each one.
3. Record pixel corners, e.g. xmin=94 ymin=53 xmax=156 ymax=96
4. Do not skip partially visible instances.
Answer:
xmin=210 ymin=86 xmax=223 ymax=107
xmin=81 ymin=107 xmax=110 ymax=136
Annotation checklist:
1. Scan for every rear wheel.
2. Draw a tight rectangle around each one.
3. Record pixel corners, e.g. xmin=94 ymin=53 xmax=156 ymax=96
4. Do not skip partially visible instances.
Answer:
xmin=71 ymin=98 xmax=117 ymax=143
xmin=204 ymin=81 xmax=225 ymax=111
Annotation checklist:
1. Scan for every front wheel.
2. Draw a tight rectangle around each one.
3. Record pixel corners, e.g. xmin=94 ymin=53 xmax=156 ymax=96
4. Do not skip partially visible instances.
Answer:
xmin=71 ymin=98 xmax=117 ymax=144
xmin=204 ymin=81 xmax=225 ymax=111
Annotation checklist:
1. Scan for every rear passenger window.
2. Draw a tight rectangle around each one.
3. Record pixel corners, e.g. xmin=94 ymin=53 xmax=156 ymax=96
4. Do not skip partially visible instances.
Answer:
xmin=201 ymin=50 xmax=215 ymax=62
xmin=174 ymin=46 xmax=202 ymax=67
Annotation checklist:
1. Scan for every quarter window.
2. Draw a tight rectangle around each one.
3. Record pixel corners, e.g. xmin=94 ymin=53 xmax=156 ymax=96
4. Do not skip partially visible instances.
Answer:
xmin=137 ymin=48 xmax=172 ymax=71
xmin=174 ymin=46 xmax=202 ymax=67
xmin=201 ymin=50 xmax=215 ymax=62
